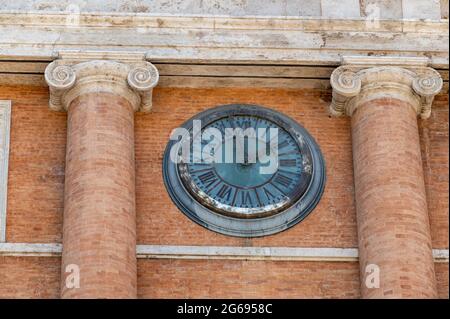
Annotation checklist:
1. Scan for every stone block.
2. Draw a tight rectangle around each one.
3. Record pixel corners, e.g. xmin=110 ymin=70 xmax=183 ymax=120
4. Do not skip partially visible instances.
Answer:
xmin=402 ymin=0 xmax=442 ymax=19
xmin=321 ymin=0 xmax=361 ymax=18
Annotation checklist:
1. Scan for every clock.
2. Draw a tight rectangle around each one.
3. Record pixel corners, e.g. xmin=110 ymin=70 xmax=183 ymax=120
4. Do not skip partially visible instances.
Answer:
xmin=163 ymin=104 xmax=325 ymax=237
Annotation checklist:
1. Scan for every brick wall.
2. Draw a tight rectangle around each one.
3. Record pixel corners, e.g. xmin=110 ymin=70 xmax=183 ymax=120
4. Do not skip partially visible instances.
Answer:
xmin=0 ymin=257 xmax=447 ymax=298
xmin=0 ymin=256 xmax=60 ymax=298
xmin=2 ymin=85 xmax=65 ymax=243
xmin=435 ymin=262 xmax=449 ymax=299
xmin=137 ymin=260 xmax=450 ymax=299
xmin=0 ymin=84 xmax=448 ymax=298
xmin=419 ymin=94 xmax=449 ymax=249
xmin=137 ymin=259 xmax=361 ymax=298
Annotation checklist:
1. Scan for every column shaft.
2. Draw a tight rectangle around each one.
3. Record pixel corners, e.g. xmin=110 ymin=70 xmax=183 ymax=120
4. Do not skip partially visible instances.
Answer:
xmin=61 ymin=92 xmax=137 ymax=298
xmin=352 ymin=98 xmax=437 ymax=298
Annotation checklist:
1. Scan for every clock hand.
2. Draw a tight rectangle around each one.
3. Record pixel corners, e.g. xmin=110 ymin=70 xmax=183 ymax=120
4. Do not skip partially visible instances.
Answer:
xmin=234 ymin=132 xmax=247 ymax=164
xmin=246 ymin=137 xmax=259 ymax=164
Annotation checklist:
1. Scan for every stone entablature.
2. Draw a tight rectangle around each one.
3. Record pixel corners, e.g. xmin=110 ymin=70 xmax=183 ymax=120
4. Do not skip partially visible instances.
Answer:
xmin=0 ymin=12 xmax=448 ymax=68
xmin=330 ymin=56 xmax=443 ymax=119
xmin=0 ymin=0 xmax=447 ymax=20
xmin=45 ymin=52 xmax=159 ymax=112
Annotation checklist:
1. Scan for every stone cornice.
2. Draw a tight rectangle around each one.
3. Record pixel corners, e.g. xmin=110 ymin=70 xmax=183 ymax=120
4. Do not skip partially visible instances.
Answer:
xmin=329 ymin=56 xmax=443 ymax=119
xmin=0 ymin=12 xmax=448 ymax=68
xmin=44 ymin=54 xmax=159 ymax=112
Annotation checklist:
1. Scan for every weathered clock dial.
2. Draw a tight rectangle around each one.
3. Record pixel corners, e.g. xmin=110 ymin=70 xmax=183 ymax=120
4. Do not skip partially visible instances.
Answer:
xmin=163 ymin=104 xmax=325 ymax=237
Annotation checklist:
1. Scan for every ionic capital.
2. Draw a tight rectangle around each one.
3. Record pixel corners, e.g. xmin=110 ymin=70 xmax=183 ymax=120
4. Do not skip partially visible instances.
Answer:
xmin=329 ymin=56 xmax=443 ymax=119
xmin=45 ymin=55 xmax=159 ymax=112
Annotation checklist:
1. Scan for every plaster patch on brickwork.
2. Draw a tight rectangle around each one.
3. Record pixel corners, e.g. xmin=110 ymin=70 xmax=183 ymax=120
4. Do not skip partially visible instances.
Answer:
xmin=0 ymin=100 xmax=11 ymax=242
xmin=0 ymin=243 xmax=448 ymax=263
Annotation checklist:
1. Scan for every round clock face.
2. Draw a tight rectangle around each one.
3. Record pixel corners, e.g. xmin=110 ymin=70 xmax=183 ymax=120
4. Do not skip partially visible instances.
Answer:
xmin=163 ymin=104 xmax=325 ymax=237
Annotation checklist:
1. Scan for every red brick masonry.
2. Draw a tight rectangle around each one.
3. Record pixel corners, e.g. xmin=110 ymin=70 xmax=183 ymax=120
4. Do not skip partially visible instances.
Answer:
xmin=352 ymin=98 xmax=437 ymax=298
xmin=61 ymin=92 xmax=137 ymax=298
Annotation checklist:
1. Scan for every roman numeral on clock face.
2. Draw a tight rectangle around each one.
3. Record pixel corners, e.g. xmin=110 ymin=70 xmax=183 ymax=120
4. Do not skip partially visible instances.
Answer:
xmin=198 ymin=170 xmax=218 ymax=188
xmin=217 ymin=184 xmax=233 ymax=201
xmin=278 ymin=140 xmax=289 ymax=149
xmin=241 ymin=191 xmax=253 ymax=206
xmin=279 ymin=159 xmax=297 ymax=167
xmin=274 ymin=173 xmax=293 ymax=188
xmin=263 ymin=186 xmax=276 ymax=200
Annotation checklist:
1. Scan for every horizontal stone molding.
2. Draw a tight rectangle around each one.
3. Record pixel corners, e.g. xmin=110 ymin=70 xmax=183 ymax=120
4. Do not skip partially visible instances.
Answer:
xmin=0 ymin=243 xmax=448 ymax=263
xmin=4 ymin=2 xmax=323 ymax=18
xmin=330 ymin=56 xmax=444 ymax=119
xmin=0 ymin=243 xmax=62 ymax=257
xmin=0 ymin=12 xmax=448 ymax=68
xmin=1 ymin=60 xmax=448 ymax=93
xmin=137 ymin=245 xmax=359 ymax=261
xmin=1 ymin=12 xmax=447 ymax=33
xmin=0 ymin=0 xmax=445 ymax=20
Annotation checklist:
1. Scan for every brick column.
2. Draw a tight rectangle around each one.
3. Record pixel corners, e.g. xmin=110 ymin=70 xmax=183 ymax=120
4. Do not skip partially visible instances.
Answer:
xmin=330 ymin=57 xmax=443 ymax=298
xmin=45 ymin=57 xmax=158 ymax=298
